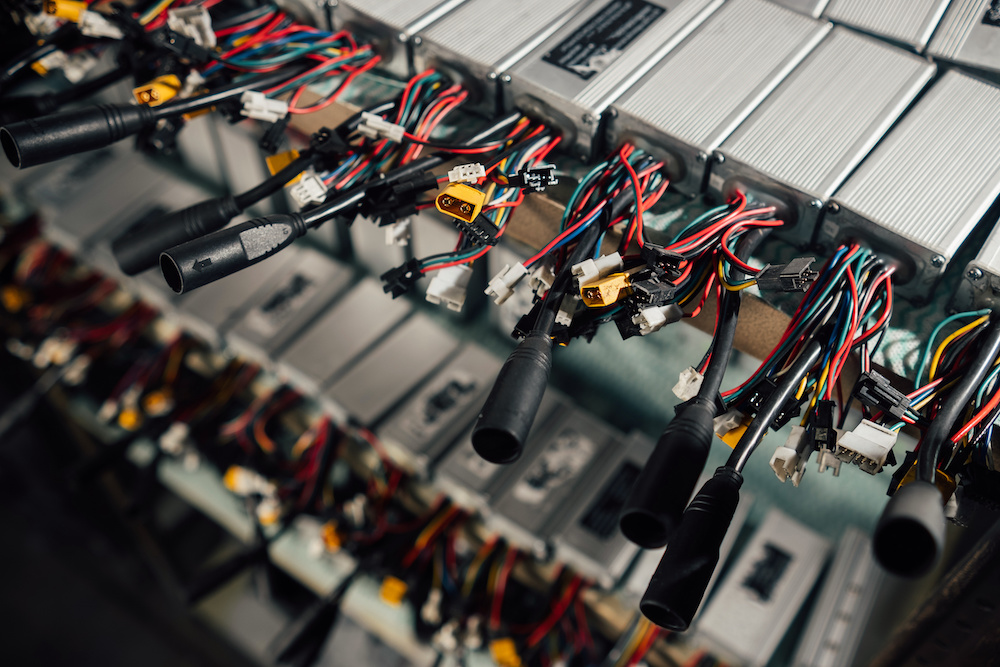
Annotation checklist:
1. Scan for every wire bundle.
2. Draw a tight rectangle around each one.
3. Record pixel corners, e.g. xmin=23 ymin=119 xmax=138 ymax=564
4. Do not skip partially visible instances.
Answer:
xmin=721 ymin=242 xmax=894 ymax=460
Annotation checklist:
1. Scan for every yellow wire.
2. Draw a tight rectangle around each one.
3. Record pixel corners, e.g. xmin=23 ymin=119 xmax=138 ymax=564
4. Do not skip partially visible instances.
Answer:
xmin=615 ymin=619 xmax=651 ymax=667
xmin=795 ymin=375 xmax=808 ymax=400
xmin=140 ymin=0 xmax=173 ymax=24
xmin=412 ymin=506 xmax=456 ymax=552
xmin=462 ymin=539 xmax=496 ymax=597
xmin=717 ymin=261 xmax=756 ymax=292
xmin=929 ymin=315 xmax=989 ymax=381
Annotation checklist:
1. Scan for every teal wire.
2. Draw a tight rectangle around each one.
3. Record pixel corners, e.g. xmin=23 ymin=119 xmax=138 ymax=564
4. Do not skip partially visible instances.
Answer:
xmin=914 ymin=309 xmax=992 ymax=388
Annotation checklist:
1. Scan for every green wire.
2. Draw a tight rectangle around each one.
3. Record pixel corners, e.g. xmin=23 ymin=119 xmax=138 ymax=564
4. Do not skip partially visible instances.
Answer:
xmin=914 ymin=308 xmax=992 ymax=388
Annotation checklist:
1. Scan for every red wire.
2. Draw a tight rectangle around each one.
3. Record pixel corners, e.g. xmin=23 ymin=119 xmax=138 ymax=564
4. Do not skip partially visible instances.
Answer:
xmin=490 ymin=548 xmax=518 ymax=629
xmin=526 ymin=576 xmax=584 ymax=648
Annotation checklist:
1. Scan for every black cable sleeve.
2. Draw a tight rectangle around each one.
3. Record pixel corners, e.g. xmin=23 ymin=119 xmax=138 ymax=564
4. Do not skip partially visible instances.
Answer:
xmin=727 ymin=340 xmax=822 ymax=472
xmin=699 ymin=228 xmax=769 ymax=403
xmin=916 ymin=315 xmax=1000 ymax=482
xmin=152 ymin=64 xmax=312 ymax=118
xmin=235 ymin=151 xmax=317 ymax=209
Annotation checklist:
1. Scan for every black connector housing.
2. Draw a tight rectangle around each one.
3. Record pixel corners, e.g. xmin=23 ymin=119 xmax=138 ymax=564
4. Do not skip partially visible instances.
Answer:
xmin=457 ymin=213 xmax=501 ymax=247
xmin=159 ymin=213 xmax=306 ymax=293
xmin=113 ymin=195 xmax=242 ymax=275
xmin=854 ymin=370 xmax=911 ymax=420
xmin=471 ymin=331 xmax=552 ymax=464
xmin=506 ymin=164 xmax=557 ymax=192
xmin=754 ymin=257 xmax=818 ymax=292
xmin=380 ymin=258 xmax=422 ymax=298
xmin=359 ymin=172 xmax=438 ymax=226
xmin=628 ymin=269 xmax=678 ymax=310
xmin=812 ymin=399 xmax=838 ymax=450
xmin=639 ymin=242 xmax=684 ymax=278
xmin=640 ymin=466 xmax=743 ymax=631
xmin=1 ymin=102 xmax=155 ymax=168
xmin=619 ymin=397 xmax=717 ymax=548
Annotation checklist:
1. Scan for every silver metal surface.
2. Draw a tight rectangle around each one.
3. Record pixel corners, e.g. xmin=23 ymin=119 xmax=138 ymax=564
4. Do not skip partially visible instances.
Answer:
xmin=694 ymin=508 xmax=831 ymax=666
xmin=276 ymin=278 xmax=412 ymax=394
xmin=551 ymin=431 xmax=650 ymax=589
xmin=504 ymin=0 xmax=722 ymax=159
xmin=791 ymin=527 xmax=883 ymax=667
xmin=607 ymin=0 xmax=829 ymax=195
xmin=770 ymin=0 xmax=830 ymax=18
xmin=824 ymin=70 xmax=1000 ymax=299
xmin=323 ymin=313 xmax=459 ymax=425
xmin=433 ymin=392 xmax=566 ymax=515
xmin=709 ymin=27 xmax=934 ymax=247
xmin=486 ymin=408 xmax=617 ymax=559
xmin=823 ymin=0 xmax=951 ymax=50
xmin=41 ymin=150 xmax=163 ymax=256
xmin=174 ymin=244 xmax=304 ymax=347
xmin=225 ymin=248 xmax=354 ymax=365
xmin=378 ymin=344 xmax=503 ymax=477
xmin=335 ymin=0 xmax=469 ymax=76
xmin=957 ymin=222 xmax=1000 ymax=310
xmin=927 ymin=0 xmax=1000 ymax=75
xmin=413 ymin=0 xmax=591 ymax=112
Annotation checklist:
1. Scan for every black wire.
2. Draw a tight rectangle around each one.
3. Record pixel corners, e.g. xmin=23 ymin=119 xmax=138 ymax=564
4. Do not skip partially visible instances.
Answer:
xmin=300 ymin=112 xmax=523 ymax=228
xmin=152 ymin=64 xmax=312 ymax=118
xmin=727 ymin=340 xmax=823 ymax=472
xmin=917 ymin=316 xmax=1000 ymax=482
xmin=211 ymin=3 xmax=277 ymax=31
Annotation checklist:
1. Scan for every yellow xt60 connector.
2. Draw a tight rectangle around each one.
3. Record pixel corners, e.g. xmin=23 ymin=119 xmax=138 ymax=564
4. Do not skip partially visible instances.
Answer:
xmin=132 ymin=74 xmax=182 ymax=107
xmin=580 ymin=272 xmax=631 ymax=308
xmin=44 ymin=0 xmax=87 ymax=21
xmin=435 ymin=183 xmax=486 ymax=223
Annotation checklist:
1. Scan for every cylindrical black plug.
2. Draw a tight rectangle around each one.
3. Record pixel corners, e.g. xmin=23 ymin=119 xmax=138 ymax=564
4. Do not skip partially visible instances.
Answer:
xmin=873 ymin=480 xmax=945 ymax=578
xmin=1 ymin=103 xmax=155 ymax=168
xmin=471 ymin=331 xmax=552 ymax=464
xmin=619 ymin=397 xmax=717 ymax=548
xmin=113 ymin=195 xmax=242 ymax=275
xmin=160 ymin=213 xmax=306 ymax=294
xmin=640 ymin=466 xmax=743 ymax=631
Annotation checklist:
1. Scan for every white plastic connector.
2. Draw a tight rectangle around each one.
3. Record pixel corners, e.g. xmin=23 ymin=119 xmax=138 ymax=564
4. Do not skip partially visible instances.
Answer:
xmin=432 ymin=619 xmax=460 ymax=654
xmin=556 ymin=294 xmax=579 ymax=327
xmin=634 ymin=304 xmax=683 ymax=336
xmin=223 ymin=465 xmax=276 ymax=496
xmin=79 ymin=10 xmax=124 ymax=39
xmin=447 ymin=163 xmax=486 ymax=184
xmin=25 ymin=12 xmax=61 ymax=36
xmin=96 ymin=399 xmax=118 ymax=423
xmin=572 ymin=252 xmax=623 ymax=286
xmin=256 ymin=496 xmax=281 ymax=526
xmin=421 ymin=588 xmax=443 ymax=625
xmin=714 ymin=409 xmax=744 ymax=437
xmin=529 ymin=256 xmax=556 ymax=294
xmin=239 ymin=90 xmax=288 ymax=123
xmin=384 ymin=218 xmax=411 ymax=246
xmin=34 ymin=50 xmax=69 ymax=76
xmin=159 ymin=422 xmax=190 ymax=456
xmin=485 ymin=262 xmax=528 ymax=305
xmin=834 ymin=419 xmax=897 ymax=474
xmin=426 ymin=264 xmax=473 ymax=312
xmin=770 ymin=446 xmax=799 ymax=484
xmin=62 ymin=354 xmax=90 ymax=385
xmin=463 ymin=616 xmax=484 ymax=651
xmin=167 ymin=6 xmax=215 ymax=47
xmin=61 ymin=51 xmax=98 ymax=83
xmin=288 ymin=170 xmax=328 ymax=207
xmin=179 ymin=70 xmax=205 ymax=98
xmin=358 ymin=111 xmax=404 ymax=143
xmin=672 ymin=367 xmax=704 ymax=400
xmin=816 ymin=447 xmax=842 ymax=476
